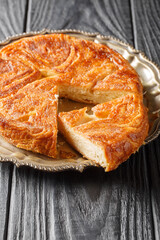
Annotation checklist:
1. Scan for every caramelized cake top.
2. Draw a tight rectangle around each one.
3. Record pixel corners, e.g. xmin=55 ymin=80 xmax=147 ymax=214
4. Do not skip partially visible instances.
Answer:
xmin=0 ymin=34 xmax=149 ymax=169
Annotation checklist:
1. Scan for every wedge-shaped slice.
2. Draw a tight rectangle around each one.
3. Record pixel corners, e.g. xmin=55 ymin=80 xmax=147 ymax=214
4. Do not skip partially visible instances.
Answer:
xmin=58 ymin=94 xmax=149 ymax=171
xmin=0 ymin=78 xmax=58 ymax=157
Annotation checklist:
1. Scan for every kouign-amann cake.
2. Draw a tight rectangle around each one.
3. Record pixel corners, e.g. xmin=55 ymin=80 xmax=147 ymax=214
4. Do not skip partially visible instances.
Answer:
xmin=0 ymin=33 xmax=149 ymax=171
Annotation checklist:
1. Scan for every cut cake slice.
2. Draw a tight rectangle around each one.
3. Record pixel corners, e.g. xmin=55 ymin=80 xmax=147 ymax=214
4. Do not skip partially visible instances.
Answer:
xmin=58 ymin=94 xmax=149 ymax=171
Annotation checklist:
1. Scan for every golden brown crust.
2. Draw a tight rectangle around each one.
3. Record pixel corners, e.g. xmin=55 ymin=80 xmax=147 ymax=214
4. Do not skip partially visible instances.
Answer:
xmin=0 ymin=79 xmax=58 ymax=157
xmin=92 ymin=93 xmax=147 ymax=126
xmin=0 ymin=33 xmax=149 ymax=169
xmin=0 ymin=58 xmax=41 ymax=98
xmin=0 ymin=34 xmax=142 ymax=93
xmin=58 ymin=93 xmax=149 ymax=171
xmin=93 ymin=67 xmax=143 ymax=94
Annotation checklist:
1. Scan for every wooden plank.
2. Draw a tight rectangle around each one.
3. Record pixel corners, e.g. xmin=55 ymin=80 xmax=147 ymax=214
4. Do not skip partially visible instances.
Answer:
xmin=27 ymin=0 xmax=133 ymax=43
xmin=0 ymin=0 xmax=28 ymax=39
xmin=0 ymin=0 xmax=28 ymax=239
xmin=147 ymin=140 xmax=160 ymax=240
xmin=0 ymin=163 xmax=13 ymax=240
xmin=130 ymin=0 xmax=160 ymax=238
xmin=6 ymin=153 xmax=155 ymax=240
xmin=130 ymin=0 xmax=160 ymax=62
xmin=2 ymin=0 xmax=155 ymax=239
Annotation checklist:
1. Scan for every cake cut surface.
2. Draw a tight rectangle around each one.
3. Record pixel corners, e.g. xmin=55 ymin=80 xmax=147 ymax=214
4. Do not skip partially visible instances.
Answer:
xmin=58 ymin=94 xmax=149 ymax=171
xmin=0 ymin=33 xmax=149 ymax=171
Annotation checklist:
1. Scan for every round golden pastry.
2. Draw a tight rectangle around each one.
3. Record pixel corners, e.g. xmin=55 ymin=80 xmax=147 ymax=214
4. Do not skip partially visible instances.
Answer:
xmin=0 ymin=34 xmax=149 ymax=171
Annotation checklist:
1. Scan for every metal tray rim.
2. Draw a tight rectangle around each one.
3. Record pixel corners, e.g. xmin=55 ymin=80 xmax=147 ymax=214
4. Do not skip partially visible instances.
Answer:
xmin=0 ymin=29 xmax=159 ymax=172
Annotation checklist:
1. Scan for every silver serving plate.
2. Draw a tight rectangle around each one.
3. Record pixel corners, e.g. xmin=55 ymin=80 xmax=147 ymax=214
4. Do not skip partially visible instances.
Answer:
xmin=0 ymin=29 xmax=159 ymax=172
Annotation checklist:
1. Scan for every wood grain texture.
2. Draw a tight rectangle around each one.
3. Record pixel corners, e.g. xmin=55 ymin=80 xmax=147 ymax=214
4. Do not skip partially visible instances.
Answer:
xmin=147 ymin=140 xmax=160 ymax=240
xmin=0 ymin=0 xmax=159 ymax=239
xmin=0 ymin=163 xmax=13 ymax=240
xmin=130 ymin=0 xmax=160 ymax=62
xmin=27 ymin=0 xmax=133 ymax=43
xmin=0 ymin=0 xmax=28 ymax=39
xmin=5 ymin=154 xmax=154 ymax=240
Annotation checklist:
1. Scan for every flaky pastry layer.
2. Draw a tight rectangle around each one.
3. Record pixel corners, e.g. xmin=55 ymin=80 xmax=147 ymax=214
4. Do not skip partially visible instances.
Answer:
xmin=0 ymin=34 xmax=149 ymax=170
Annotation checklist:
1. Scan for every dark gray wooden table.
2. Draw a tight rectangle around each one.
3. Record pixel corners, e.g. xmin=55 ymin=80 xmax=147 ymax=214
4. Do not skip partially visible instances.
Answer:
xmin=0 ymin=0 xmax=160 ymax=239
